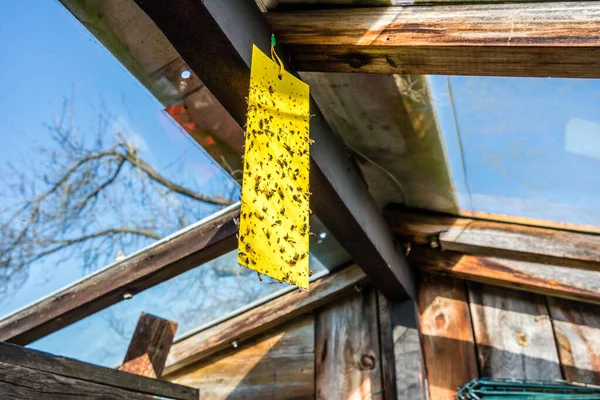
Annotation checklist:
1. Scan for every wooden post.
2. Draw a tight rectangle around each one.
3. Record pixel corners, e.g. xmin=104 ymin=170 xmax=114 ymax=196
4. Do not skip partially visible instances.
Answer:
xmin=379 ymin=294 xmax=427 ymax=400
xmin=120 ymin=312 xmax=178 ymax=378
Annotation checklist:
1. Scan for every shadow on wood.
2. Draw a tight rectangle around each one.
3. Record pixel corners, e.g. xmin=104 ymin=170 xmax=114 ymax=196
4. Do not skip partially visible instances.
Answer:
xmin=168 ymin=316 xmax=315 ymax=399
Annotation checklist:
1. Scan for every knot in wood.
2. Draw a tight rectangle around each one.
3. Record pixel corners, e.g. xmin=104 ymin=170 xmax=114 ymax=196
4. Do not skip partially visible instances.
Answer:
xmin=347 ymin=54 xmax=368 ymax=69
xmin=359 ymin=354 xmax=376 ymax=370
xmin=435 ymin=312 xmax=447 ymax=330
xmin=517 ymin=332 xmax=528 ymax=346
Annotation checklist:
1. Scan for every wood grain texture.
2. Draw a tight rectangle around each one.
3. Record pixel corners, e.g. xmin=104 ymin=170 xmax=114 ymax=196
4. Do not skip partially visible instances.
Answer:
xmin=386 ymin=207 xmax=600 ymax=271
xmin=0 ymin=361 xmax=155 ymax=400
xmin=547 ymin=297 xmax=600 ymax=384
xmin=380 ymin=295 xmax=426 ymax=400
xmin=0 ymin=204 xmax=239 ymax=346
xmin=468 ymin=283 xmax=562 ymax=380
xmin=418 ymin=274 xmax=478 ymax=400
xmin=120 ymin=312 xmax=178 ymax=378
xmin=164 ymin=264 xmax=366 ymax=376
xmin=0 ymin=341 xmax=197 ymax=400
xmin=299 ymin=72 xmax=457 ymax=214
xmin=411 ymin=248 xmax=600 ymax=305
xmin=377 ymin=293 xmax=397 ymax=400
xmin=134 ymin=0 xmax=417 ymax=300
xmin=316 ymin=287 xmax=382 ymax=400
xmin=267 ymin=0 xmax=589 ymax=9
xmin=267 ymin=3 xmax=600 ymax=78
xmin=169 ymin=316 xmax=315 ymax=399
xmin=440 ymin=219 xmax=600 ymax=272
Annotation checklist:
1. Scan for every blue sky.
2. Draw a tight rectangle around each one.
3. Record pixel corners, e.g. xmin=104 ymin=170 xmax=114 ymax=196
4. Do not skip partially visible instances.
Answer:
xmin=0 ymin=0 xmax=238 ymax=315
xmin=429 ymin=75 xmax=600 ymax=228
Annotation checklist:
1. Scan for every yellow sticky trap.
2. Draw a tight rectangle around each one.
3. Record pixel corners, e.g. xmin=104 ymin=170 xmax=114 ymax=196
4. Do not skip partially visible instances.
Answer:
xmin=238 ymin=45 xmax=310 ymax=288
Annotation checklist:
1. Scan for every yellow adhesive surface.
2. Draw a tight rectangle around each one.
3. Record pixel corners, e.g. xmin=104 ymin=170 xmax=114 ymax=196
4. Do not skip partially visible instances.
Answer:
xmin=237 ymin=45 xmax=311 ymax=288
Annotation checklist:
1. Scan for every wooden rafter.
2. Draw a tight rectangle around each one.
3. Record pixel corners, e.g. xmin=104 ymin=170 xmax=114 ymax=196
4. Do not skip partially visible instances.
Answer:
xmin=388 ymin=208 xmax=600 ymax=271
xmin=267 ymin=2 xmax=600 ymax=77
xmin=0 ymin=204 xmax=239 ymax=346
xmin=387 ymin=207 xmax=600 ymax=305
xmin=132 ymin=0 xmax=416 ymax=300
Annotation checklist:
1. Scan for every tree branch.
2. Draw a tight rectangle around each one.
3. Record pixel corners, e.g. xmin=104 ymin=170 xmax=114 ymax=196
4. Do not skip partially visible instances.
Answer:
xmin=120 ymin=151 xmax=233 ymax=206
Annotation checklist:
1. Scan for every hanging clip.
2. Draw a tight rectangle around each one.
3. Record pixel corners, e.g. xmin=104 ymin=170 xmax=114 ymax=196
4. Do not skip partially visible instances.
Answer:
xmin=270 ymin=34 xmax=285 ymax=79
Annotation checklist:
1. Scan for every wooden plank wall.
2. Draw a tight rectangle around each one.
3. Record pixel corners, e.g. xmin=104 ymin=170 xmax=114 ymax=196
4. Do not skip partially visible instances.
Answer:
xmin=166 ymin=276 xmax=600 ymax=400
xmin=419 ymin=278 xmax=600 ymax=400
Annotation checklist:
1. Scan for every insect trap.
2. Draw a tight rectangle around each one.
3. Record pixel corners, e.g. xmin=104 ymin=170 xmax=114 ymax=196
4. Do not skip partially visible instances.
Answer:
xmin=237 ymin=41 xmax=311 ymax=289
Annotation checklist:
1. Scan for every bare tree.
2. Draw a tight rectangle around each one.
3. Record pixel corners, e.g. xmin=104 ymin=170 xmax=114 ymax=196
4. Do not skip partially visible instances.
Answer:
xmin=0 ymin=99 xmax=240 ymax=297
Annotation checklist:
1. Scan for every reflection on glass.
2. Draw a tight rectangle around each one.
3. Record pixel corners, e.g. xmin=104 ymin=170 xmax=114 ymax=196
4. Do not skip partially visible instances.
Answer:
xmin=3 ymin=0 xmax=353 ymax=368
xmin=429 ymin=75 xmax=600 ymax=230
xmin=0 ymin=1 xmax=237 ymax=316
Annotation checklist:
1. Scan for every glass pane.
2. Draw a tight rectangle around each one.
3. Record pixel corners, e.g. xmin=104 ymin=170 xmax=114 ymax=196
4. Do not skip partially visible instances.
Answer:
xmin=28 ymin=248 xmax=329 ymax=368
xmin=429 ymin=75 xmax=600 ymax=231
xmin=0 ymin=1 xmax=238 ymax=315
xmin=2 ymin=0 xmax=352 ymax=367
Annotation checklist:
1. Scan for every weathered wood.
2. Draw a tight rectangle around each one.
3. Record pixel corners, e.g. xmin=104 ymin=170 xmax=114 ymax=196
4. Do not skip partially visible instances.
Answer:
xmin=300 ymin=72 xmax=458 ymax=214
xmin=164 ymin=264 xmax=366 ymax=376
xmin=379 ymin=294 xmax=426 ymax=400
xmin=133 ymin=0 xmax=416 ymax=300
xmin=418 ymin=274 xmax=478 ymax=400
xmin=169 ymin=316 xmax=315 ymax=399
xmin=377 ymin=293 xmax=397 ymax=400
xmin=468 ymin=283 xmax=562 ymax=380
xmin=120 ymin=312 xmax=178 ymax=378
xmin=0 ymin=361 xmax=155 ymax=400
xmin=0 ymin=204 xmax=239 ymax=346
xmin=412 ymin=248 xmax=600 ymax=306
xmin=440 ymin=219 xmax=600 ymax=272
xmin=268 ymin=3 xmax=600 ymax=78
xmin=386 ymin=208 xmax=600 ymax=304
xmin=387 ymin=207 xmax=600 ymax=272
xmin=547 ymin=297 xmax=600 ymax=384
xmin=316 ymin=287 xmax=382 ymax=400
xmin=268 ymin=0 xmax=586 ymax=8
xmin=0 ymin=341 xmax=197 ymax=400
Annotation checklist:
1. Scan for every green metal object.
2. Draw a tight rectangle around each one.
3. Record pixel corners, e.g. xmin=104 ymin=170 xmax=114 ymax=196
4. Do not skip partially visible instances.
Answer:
xmin=457 ymin=378 xmax=600 ymax=399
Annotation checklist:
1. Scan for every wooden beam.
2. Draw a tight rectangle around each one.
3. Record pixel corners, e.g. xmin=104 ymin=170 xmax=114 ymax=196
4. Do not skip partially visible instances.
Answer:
xmin=387 ymin=207 xmax=600 ymax=268
xmin=267 ymin=2 xmax=600 ymax=78
xmin=0 ymin=204 xmax=239 ymax=346
xmin=132 ymin=0 xmax=416 ymax=300
xmin=120 ymin=313 xmax=178 ymax=378
xmin=163 ymin=264 xmax=366 ymax=376
xmin=412 ymin=248 xmax=600 ymax=306
xmin=439 ymin=219 xmax=600 ymax=272
xmin=0 ymin=362 xmax=156 ymax=400
xmin=386 ymin=208 xmax=600 ymax=304
xmin=0 ymin=342 xmax=197 ymax=400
